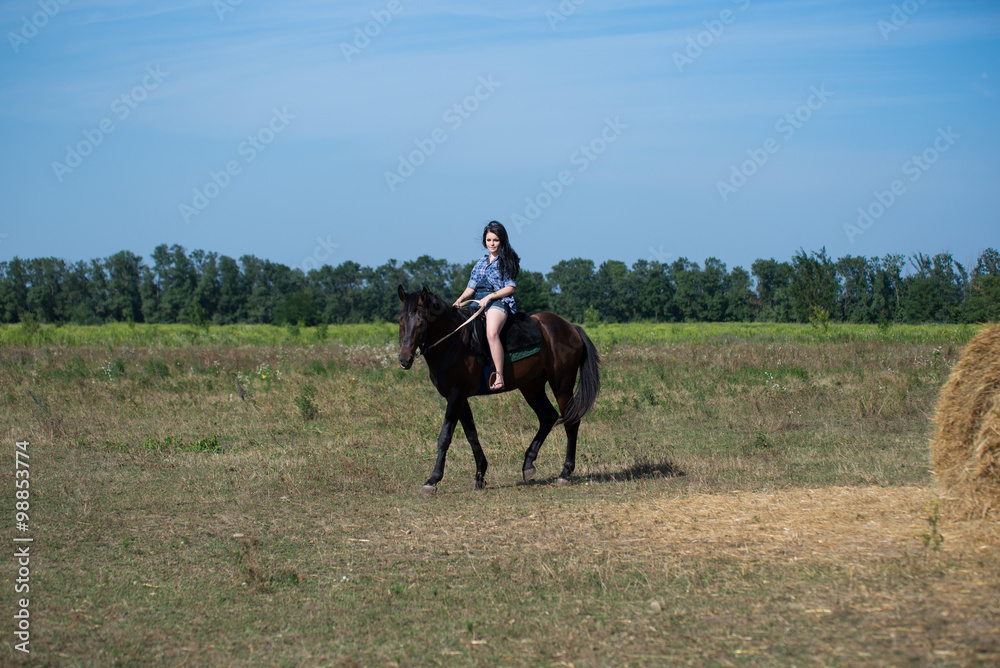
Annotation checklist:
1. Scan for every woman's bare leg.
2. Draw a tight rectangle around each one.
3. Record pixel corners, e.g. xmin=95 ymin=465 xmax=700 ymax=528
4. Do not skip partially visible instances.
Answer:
xmin=485 ymin=307 xmax=508 ymax=390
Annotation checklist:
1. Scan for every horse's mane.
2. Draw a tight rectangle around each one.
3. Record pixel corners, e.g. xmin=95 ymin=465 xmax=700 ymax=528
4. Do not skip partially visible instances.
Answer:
xmin=424 ymin=289 xmax=452 ymax=311
xmin=400 ymin=288 xmax=472 ymax=349
xmin=400 ymin=289 xmax=460 ymax=320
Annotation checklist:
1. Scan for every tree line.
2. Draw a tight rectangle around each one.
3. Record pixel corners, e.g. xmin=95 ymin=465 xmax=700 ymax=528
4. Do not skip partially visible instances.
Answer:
xmin=1 ymin=245 xmax=997 ymax=326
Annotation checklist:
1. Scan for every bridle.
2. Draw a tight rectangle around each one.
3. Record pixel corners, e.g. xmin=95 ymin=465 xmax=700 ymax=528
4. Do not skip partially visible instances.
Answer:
xmin=414 ymin=299 xmax=488 ymax=359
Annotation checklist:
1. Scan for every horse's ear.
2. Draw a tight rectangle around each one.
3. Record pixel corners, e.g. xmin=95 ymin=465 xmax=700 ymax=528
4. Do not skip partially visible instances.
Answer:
xmin=418 ymin=286 xmax=428 ymax=305
xmin=398 ymin=285 xmax=406 ymax=303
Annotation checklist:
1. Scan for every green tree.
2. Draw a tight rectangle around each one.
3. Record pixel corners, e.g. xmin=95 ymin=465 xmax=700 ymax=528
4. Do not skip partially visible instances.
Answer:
xmin=513 ymin=270 xmax=549 ymax=313
xmin=63 ymin=260 xmax=100 ymax=324
xmin=247 ymin=261 xmax=305 ymax=324
xmin=700 ymin=257 xmax=729 ymax=321
xmin=106 ymin=251 xmax=143 ymax=322
xmin=669 ymin=258 xmax=704 ymax=322
xmin=144 ymin=244 xmax=194 ymax=323
xmin=402 ymin=255 xmax=455 ymax=296
xmin=216 ymin=255 xmax=245 ymax=323
xmin=789 ymin=248 xmax=839 ymax=323
xmin=751 ymin=258 xmax=794 ymax=322
xmin=139 ymin=263 xmax=160 ymax=323
xmin=630 ymin=260 xmax=673 ymax=321
xmin=836 ymin=255 xmax=874 ymax=323
xmin=274 ymin=289 xmax=318 ymax=325
xmin=313 ymin=260 xmax=366 ymax=323
xmin=0 ymin=259 xmax=29 ymax=322
xmin=594 ymin=260 xmax=631 ymax=323
xmin=190 ymin=250 xmax=220 ymax=323
xmin=367 ymin=259 xmax=409 ymax=322
xmin=871 ymin=254 xmax=905 ymax=324
xmin=163 ymin=245 xmax=197 ymax=323
xmin=449 ymin=262 xmax=475 ymax=301
xmin=901 ymin=252 xmax=966 ymax=323
xmin=725 ymin=266 xmax=754 ymax=322
xmin=25 ymin=257 xmax=66 ymax=322
xmin=547 ymin=258 xmax=594 ymax=322
xmin=964 ymin=248 xmax=1000 ymax=322
xmin=241 ymin=255 xmax=273 ymax=323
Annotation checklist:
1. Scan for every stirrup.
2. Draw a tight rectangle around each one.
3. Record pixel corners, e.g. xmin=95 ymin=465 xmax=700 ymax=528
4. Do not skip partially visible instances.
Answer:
xmin=489 ymin=372 xmax=504 ymax=391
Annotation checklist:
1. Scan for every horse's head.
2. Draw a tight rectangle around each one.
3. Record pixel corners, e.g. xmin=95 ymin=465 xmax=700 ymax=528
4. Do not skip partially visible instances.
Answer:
xmin=398 ymin=285 xmax=460 ymax=368
xmin=397 ymin=285 xmax=430 ymax=369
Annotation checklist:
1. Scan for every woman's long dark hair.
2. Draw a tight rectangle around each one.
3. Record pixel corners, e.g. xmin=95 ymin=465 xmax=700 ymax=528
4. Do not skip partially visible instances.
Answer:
xmin=482 ymin=221 xmax=520 ymax=283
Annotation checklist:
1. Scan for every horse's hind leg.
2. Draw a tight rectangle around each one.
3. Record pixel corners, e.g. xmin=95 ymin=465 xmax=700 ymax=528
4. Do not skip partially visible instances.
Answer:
xmin=457 ymin=398 xmax=488 ymax=489
xmin=552 ymin=385 xmax=580 ymax=485
xmin=556 ymin=420 xmax=580 ymax=485
xmin=520 ymin=381 xmax=559 ymax=481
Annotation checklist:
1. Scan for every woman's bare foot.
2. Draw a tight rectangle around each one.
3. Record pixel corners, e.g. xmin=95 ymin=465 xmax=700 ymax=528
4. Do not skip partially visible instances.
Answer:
xmin=489 ymin=372 xmax=504 ymax=391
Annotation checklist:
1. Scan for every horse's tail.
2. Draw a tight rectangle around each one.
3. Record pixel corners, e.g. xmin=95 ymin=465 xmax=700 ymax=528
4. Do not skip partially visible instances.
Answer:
xmin=561 ymin=325 xmax=601 ymax=425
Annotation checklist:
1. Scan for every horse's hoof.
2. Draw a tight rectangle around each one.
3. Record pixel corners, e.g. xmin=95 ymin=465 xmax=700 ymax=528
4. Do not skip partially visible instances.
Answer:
xmin=522 ymin=466 xmax=536 ymax=482
xmin=420 ymin=484 xmax=437 ymax=495
xmin=554 ymin=477 xmax=571 ymax=487
xmin=471 ymin=480 xmax=486 ymax=491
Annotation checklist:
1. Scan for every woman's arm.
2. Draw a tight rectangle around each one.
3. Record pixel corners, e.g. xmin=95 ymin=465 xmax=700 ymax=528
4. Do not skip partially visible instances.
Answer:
xmin=453 ymin=286 xmax=475 ymax=306
xmin=485 ymin=285 xmax=515 ymax=302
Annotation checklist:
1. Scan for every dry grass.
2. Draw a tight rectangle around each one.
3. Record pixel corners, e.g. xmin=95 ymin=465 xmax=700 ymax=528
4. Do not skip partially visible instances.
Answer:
xmin=392 ymin=485 xmax=1000 ymax=664
xmin=1 ymin=329 xmax=998 ymax=665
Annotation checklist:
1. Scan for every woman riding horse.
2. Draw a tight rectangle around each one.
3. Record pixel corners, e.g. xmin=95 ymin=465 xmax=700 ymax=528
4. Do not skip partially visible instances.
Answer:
xmin=452 ymin=221 xmax=519 ymax=391
xmin=397 ymin=278 xmax=600 ymax=491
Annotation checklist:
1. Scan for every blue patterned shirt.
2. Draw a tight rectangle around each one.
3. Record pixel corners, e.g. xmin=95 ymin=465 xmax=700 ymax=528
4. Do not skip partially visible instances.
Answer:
xmin=466 ymin=253 xmax=517 ymax=313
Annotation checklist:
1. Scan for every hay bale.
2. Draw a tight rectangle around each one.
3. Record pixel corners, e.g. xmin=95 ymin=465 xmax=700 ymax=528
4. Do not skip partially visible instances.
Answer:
xmin=931 ymin=324 xmax=1000 ymax=517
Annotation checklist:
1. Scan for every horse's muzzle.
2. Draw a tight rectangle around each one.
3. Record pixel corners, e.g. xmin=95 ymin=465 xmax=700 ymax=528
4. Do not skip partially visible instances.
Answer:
xmin=398 ymin=353 xmax=414 ymax=370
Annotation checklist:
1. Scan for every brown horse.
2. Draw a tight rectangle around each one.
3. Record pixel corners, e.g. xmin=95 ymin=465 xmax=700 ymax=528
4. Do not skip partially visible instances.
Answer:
xmin=397 ymin=286 xmax=600 ymax=492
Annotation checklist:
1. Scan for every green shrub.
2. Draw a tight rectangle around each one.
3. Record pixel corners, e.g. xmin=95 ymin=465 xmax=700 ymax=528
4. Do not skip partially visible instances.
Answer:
xmin=306 ymin=361 xmax=328 ymax=377
xmin=295 ymin=383 xmax=319 ymax=420
xmin=144 ymin=358 xmax=171 ymax=378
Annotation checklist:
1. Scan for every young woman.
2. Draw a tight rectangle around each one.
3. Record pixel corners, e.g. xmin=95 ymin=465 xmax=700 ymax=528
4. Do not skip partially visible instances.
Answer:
xmin=453 ymin=221 xmax=520 ymax=391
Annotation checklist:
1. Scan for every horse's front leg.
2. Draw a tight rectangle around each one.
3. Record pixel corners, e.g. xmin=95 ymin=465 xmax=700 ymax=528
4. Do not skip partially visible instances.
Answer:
xmin=423 ymin=395 xmax=462 ymax=493
xmin=456 ymin=397 xmax=488 ymax=489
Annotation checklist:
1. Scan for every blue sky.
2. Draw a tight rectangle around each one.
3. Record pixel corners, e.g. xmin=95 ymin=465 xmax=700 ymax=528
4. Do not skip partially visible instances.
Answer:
xmin=1 ymin=0 xmax=998 ymax=277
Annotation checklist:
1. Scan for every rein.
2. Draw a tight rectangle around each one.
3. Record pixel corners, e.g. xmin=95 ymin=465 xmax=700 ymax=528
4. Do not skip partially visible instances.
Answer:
xmin=416 ymin=300 xmax=488 ymax=358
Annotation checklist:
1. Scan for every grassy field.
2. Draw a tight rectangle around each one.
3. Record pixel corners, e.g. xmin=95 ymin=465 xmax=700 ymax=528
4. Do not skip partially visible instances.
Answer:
xmin=2 ymin=322 xmax=998 ymax=665
xmin=0 ymin=320 xmax=984 ymax=348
